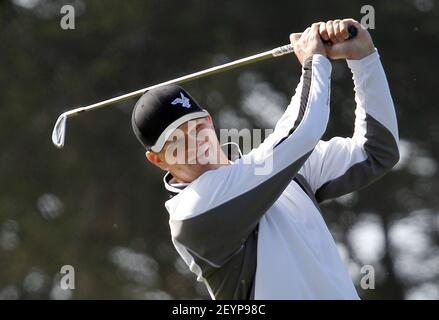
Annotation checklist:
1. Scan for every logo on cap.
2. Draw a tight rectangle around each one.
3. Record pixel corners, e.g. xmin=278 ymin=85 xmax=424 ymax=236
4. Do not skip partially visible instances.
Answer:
xmin=171 ymin=92 xmax=191 ymax=109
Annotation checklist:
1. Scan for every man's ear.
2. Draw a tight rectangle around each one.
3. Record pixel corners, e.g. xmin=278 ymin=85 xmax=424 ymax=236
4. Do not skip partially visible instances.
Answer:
xmin=206 ymin=114 xmax=214 ymax=127
xmin=146 ymin=151 xmax=168 ymax=171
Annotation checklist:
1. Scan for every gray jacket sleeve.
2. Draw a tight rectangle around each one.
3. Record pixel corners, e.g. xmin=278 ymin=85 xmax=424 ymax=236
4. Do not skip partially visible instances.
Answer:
xmin=298 ymin=49 xmax=400 ymax=203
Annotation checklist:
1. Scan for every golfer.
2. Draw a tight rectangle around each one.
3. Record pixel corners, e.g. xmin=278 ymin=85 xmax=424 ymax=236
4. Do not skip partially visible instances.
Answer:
xmin=131 ymin=19 xmax=399 ymax=299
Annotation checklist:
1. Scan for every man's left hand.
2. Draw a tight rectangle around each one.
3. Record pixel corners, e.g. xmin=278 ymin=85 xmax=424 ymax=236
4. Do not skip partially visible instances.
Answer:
xmin=318 ymin=19 xmax=375 ymax=60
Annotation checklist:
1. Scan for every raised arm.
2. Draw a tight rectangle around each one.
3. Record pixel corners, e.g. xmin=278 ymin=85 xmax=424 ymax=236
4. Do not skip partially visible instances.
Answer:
xmin=167 ymin=25 xmax=332 ymax=266
xmin=298 ymin=19 xmax=400 ymax=202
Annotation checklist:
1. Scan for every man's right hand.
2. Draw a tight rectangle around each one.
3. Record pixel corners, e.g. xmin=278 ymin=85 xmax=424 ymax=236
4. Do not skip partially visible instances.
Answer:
xmin=290 ymin=23 xmax=327 ymax=66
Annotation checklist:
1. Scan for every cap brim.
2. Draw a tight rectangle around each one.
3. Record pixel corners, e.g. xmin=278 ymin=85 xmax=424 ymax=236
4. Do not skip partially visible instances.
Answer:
xmin=150 ymin=110 xmax=209 ymax=153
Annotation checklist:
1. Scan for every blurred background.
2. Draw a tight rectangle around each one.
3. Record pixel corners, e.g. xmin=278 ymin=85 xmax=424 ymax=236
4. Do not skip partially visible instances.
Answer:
xmin=1 ymin=0 xmax=438 ymax=300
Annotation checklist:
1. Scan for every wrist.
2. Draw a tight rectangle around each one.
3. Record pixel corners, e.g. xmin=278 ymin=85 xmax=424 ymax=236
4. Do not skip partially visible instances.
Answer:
xmin=302 ymin=52 xmax=326 ymax=65
xmin=347 ymin=48 xmax=379 ymax=73
xmin=347 ymin=44 xmax=375 ymax=60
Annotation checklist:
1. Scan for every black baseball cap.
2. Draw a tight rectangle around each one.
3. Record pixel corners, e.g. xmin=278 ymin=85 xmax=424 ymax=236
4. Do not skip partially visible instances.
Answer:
xmin=131 ymin=84 xmax=209 ymax=152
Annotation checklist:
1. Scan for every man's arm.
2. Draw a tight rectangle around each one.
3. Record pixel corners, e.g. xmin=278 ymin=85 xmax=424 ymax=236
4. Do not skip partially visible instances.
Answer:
xmin=298 ymin=19 xmax=400 ymax=202
xmin=167 ymin=25 xmax=332 ymax=266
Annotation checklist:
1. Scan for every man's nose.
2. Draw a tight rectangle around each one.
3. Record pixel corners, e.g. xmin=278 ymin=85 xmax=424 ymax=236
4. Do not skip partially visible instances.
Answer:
xmin=187 ymin=134 xmax=204 ymax=148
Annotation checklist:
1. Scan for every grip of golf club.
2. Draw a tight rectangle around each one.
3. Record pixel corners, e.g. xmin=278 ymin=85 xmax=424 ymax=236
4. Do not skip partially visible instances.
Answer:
xmin=323 ymin=24 xmax=358 ymax=44
xmin=322 ymin=24 xmax=358 ymax=44
xmin=272 ymin=25 xmax=358 ymax=57
xmin=347 ymin=25 xmax=358 ymax=39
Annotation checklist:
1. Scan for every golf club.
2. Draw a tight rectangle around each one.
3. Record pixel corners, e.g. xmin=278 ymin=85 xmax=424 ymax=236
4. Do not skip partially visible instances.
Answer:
xmin=52 ymin=26 xmax=357 ymax=149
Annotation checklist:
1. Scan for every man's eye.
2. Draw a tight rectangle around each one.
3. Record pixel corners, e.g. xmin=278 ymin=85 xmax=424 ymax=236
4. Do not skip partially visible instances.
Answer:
xmin=188 ymin=129 xmax=197 ymax=138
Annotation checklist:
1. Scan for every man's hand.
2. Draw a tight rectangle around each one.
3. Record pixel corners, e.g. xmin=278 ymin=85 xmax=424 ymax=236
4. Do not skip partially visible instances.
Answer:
xmin=318 ymin=19 xmax=375 ymax=60
xmin=290 ymin=23 xmax=326 ymax=66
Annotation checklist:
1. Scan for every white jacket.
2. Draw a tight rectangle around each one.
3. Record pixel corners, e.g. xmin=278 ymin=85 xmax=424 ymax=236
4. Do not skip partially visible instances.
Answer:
xmin=164 ymin=51 xmax=399 ymax=300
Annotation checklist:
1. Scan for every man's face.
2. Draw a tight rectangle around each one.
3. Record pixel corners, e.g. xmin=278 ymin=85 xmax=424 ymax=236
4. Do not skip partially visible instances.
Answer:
xmin=146 ymin=116 xmax=228 ymax=183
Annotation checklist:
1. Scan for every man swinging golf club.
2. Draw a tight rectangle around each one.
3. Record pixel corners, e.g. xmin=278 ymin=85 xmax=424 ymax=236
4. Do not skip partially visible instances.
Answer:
xmin=131 ymin=18 xmax=399 ymax=300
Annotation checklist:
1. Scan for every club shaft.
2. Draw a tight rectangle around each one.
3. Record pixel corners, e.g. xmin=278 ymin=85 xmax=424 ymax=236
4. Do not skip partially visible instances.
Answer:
xmin=63 ymin=44 xmax=294 ymax=118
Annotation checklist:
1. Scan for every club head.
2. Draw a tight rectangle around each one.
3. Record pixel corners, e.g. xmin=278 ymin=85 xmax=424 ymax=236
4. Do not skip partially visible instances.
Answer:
xmin=52 ymin=113 xmax=67 ymax=149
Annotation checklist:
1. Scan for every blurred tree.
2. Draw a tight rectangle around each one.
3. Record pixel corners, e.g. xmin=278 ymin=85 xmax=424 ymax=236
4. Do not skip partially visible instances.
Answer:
xmin=0 ymin=0 xmax=438 ymax=299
